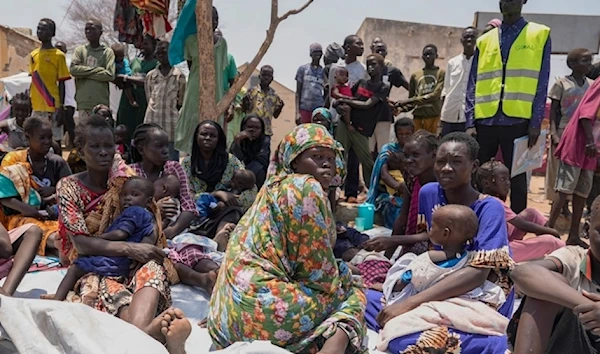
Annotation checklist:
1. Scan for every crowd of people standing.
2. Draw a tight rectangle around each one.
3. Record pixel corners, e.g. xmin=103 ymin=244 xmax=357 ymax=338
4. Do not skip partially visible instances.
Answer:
xmin=3 ymin=0 xmax=600 ymax=353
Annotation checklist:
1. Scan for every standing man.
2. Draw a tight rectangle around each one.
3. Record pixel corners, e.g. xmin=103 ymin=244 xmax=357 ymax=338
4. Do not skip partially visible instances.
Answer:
xmin=439 ymin=27 xmax=478 ymax=137
xmin=55 ymin=41 xmax=77 ymax=149
xmin=29 ymin=18 xmax=71 ymax=154
xmin=466 ymin=0 xmax=551 ymax=214
xmin=370 ymin=39 xmax=409 ymax=153
xmin=144 ymin=41 xmax=187 ymax=161
xmin=295 ymin=43 xmax=325 ymax=124
xmin=70 ymin=19 xmax=116 ymax=123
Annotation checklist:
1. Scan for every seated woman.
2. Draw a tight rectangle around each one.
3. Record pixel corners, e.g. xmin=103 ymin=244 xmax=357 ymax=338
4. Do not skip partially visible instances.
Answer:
xmin=66 ymin=104 xmax=115 ymax=174
xmin=0 ymin=223 xmax=42 ymax=296
xmin=0 ymin=116 xmax=72 ymax=256
xmin=366 ymin=132 xmax=514 ymax=353
xmin=128 ymin=123 xmax=196 ymax=239
xmin=363 ymin=130 xmax=438 ymax=258
xmin=366 ymin=118 xmax=415 ymax=229
xmin=478 ymin=160 xmax=565 ymax=262
xmin=55 ymin=115 xmax=190 ymax=354
xmin=509 ymin=195 xmax=600 ymax=354
xmin=207 ymin=124 xmax=367 ymax=353
xmin=182 ymin=121 xmax=257 ymax=237
xmin=229 ymin=114 xmax=270 ymax=188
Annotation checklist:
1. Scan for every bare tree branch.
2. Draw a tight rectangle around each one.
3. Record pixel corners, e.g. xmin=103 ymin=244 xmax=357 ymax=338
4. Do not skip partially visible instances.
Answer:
xmin=207 ymin=0 xmax=316 ymax=120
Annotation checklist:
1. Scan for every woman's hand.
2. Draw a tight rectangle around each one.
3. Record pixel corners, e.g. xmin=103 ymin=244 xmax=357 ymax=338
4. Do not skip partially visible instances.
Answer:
xmin=213 ymin=191 xmax=238 ymax=207
xmin=38 ymin=186 xmax=56 ymax=198
xmin=575 ymin=291 xmax=600 ymax=335
xmin=234 ymin=131 xmax=251 ymax=144
xmin=127 ymin=243 xmax=165 ymax=263
xmin=157 ymin=197 xmax=179 ymax=219
xmin=586 ymin=143 xmax=598 ymax=158
xmin=376 ymin=299 xmax=418 ymax=327
xmin=362 ymin=237 xmax=398 ymax=252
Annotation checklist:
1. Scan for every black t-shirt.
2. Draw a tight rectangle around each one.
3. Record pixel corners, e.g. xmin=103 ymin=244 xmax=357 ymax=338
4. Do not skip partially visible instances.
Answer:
xmin=383 ymin=66 xmax=409 ymax=91
xmin=350 ymin=79 xmax=391 ymax=136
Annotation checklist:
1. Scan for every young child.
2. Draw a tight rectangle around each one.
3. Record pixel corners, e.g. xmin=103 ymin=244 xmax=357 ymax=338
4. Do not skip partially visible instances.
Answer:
xmin=509 ymin=195 xmax=600 ymax=353
xmin=383 ymin=204 xmax=505 ymax=307
xmin=53 ymin=177 xmax=157 ymax=300
xmin=242 ymin=65 xmax=284 ymax=137
xmin=0 ymin=92 xmax=32 ymax=150
xmin=331 ymin=66 xmax=354 ymax=126
xmin=154 ymin=174 xmax=181 ymax=228
xmin=114 ymin=124 xmax=130 ymax=163
xmin=547 ymin=48 xmax=593 ymax=216
xmin=377 ymin=204 xmax=509 ymax=351
xmin=111 ymin=43 xmax=138 ymax=108
xmin=478 ymin=160 xmax=564 ymax=262
xmin=396 ymin=44 xmax=445 ymax=134
xmin=195 ymin=170 xmax=256 ymax=218
xmin=548 ymin=73 xmax=600 ymax=248
xmin=333 ymin=224 xmax=392 ymax=287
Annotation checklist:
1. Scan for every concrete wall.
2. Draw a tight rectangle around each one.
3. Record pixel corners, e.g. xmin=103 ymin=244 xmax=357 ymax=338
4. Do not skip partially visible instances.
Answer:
xmin=0 ymin=25 xmax=39 ymax=93
xmin=356 ymin=18 xmax=465 ymax=101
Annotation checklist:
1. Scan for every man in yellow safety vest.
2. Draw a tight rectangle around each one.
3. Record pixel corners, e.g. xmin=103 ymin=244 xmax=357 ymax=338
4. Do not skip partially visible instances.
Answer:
xmin=465 ymin=0 xmax=551 ymax=214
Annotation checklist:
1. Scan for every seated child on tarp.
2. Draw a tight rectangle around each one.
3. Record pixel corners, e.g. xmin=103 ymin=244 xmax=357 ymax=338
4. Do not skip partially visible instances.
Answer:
xmin=334 ymin=223 xmax=392 ymax=288
xmin=195 ymin=169 xmax=257 ymax=219
xmin=53 ymin=177 xmax=157 ymax=300
xmin=154 ymin=174 xmax=181 ymax=229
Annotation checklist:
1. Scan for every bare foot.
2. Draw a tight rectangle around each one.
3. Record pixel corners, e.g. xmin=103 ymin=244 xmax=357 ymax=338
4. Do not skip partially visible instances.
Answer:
xmin=160 ymin=308 xmax=191 ymax=354
xmin=145 ymin=308 xmax=176 ymax=343
xmin=566 ymin=237 xmax=589 ymax=249
xmin=214 ymin=223 xmax=235 ymax=251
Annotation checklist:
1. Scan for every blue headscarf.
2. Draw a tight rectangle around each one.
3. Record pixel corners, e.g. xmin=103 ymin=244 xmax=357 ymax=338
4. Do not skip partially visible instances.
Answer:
xmin=311 ymin=107 xmax=334 ymax=134
xmin=169 ymin=0 xmax=199 ymax=65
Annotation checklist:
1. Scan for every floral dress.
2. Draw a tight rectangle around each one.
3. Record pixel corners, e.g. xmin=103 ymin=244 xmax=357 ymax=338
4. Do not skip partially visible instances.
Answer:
xmin=207 ymin=124 xmax=367 ymax=353
xmin=181 ymin=154 xmax=257 ymax=211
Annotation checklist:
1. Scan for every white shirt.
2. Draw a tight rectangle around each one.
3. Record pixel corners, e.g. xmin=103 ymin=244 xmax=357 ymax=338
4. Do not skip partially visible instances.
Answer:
xmin=440 ymin=54 xmax=473 ymax=123
xmin=64 ymin=58 xmax=77 ymax=108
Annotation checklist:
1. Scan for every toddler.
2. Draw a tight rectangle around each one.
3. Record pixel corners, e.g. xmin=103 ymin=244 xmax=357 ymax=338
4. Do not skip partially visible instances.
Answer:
xmin=383 ymin=204 xmax=505 ymax=307
xmin=114 ymin=124 xmax=130 ymax=163
xmin=333 ymin=223 xmax=392 ymax=287
xmin=195 ymin=170 xmax=256 ymax=217
xmin=0 ymin=92 xmax=31 ymax=151
xmin=382 ymin=151 xmax=405 ymax=197
xmin=154 ymin=174 xmax=181 ymax=228
xmin=331 ymin=67 xmax=354 ymax=125
xmin=111 ymin=43 xmax=138 ymax=108
xmin=53 ymin=177 xmax=157 ymax=300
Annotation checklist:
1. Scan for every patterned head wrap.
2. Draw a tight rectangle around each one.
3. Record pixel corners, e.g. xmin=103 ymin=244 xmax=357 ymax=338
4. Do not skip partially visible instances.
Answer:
xmin=266 ymin=124 xmax=345 ymax=188
xmin=311 ymin=107 xmax=333 ymax=134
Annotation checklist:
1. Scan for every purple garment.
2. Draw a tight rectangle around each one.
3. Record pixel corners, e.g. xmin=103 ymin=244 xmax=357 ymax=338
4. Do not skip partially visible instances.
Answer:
xmin=333 ymin=223 xmax=370 ymax=259
xmin=465 ymin=17 xmax=551 ymax=129
xmin=74 ymin=206 xmax=154 ymax=277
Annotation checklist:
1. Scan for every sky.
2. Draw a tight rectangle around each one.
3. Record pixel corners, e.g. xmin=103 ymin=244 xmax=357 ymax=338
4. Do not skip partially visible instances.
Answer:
xmin=2 ymin=0 xmax=600 ymax=89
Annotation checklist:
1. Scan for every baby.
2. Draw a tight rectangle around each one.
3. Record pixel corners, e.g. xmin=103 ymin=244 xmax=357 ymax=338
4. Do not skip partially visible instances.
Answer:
xmin=383 ymin=151 xmax=405 ymax=197
xmin=383 ymin=204 xmax=506 ymax=307
xmin=331 ymin=67 xmax=354 ymax=125
xmin=114 ymin=124 xmax=130 ymax=163
xmin=53 ymin=177 xmax=157 ymax=300
xmin=154 ymin=174 xmax=182 ymax=228
xmin=111 ymin=43 xmax=138 ymax=108
xmin=334 ymin=224 xmax=392 ymax=287
xmin=196 ymin=170 xmax=256 ymax=217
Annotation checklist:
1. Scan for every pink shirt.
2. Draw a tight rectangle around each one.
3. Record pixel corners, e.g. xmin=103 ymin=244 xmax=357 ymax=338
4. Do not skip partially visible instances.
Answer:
xmin=555 ymin=78 xmax=600 ymax=171
xmin=496 ymin=197 xmax=518 ymax=240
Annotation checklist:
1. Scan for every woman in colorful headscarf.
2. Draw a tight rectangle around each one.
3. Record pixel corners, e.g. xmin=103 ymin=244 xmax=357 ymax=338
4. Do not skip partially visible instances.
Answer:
xmin=365 ymin=118 xmax=415 ymax=229
xmin=229 ymin=114 xmax=270 ymax=188
xmin=207 ymin=124 xmax=367 ymax=353
xmin=0 ymin=116 xmax=71 ymax=256
xmin=54 ymin=115 xmax=189 ymax=352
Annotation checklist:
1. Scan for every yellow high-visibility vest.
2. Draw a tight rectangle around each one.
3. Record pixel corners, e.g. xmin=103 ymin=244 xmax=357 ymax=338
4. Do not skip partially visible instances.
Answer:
xmin=475 ymin=22 xmax=550 ymax=120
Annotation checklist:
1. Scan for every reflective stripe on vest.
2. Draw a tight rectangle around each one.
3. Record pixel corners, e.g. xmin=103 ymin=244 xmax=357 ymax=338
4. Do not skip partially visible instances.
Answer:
xmin=474 ymin=22 xmax=550 ymax=120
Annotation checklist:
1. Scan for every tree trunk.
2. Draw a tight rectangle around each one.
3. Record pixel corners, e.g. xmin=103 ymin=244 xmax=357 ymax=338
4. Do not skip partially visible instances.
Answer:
xmin=196 ymin=0 xmax=217 ymax=121
xmin=196 ymin=0 xmax=315 ymax=123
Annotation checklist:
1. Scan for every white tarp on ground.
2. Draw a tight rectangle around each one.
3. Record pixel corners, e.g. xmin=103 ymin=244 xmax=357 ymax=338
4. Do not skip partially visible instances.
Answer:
xmin=0 ymin=268 xmax=386 ymax=354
